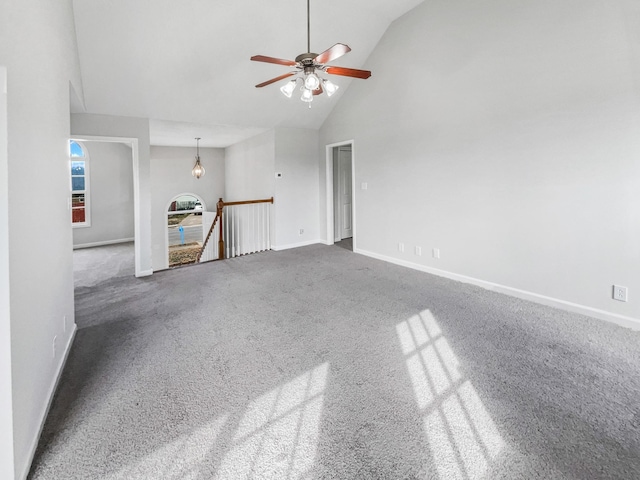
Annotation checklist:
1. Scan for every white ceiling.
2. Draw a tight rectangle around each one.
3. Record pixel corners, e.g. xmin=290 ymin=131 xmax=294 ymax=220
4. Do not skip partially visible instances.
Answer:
xmin=72 ymin=0 xmax=424 ymax=148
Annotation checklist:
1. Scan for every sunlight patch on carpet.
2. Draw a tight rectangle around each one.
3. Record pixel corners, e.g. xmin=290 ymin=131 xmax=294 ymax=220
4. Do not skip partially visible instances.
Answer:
xmin=216 ymin=363 xmax=329 ymax=480
xmin=397 ymin=310 xmax=504 ymax=479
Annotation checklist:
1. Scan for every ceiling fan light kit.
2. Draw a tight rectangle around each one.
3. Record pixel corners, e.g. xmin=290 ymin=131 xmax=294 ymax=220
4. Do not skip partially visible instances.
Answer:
xmin=251 ymin=0 xmax=371 ymax=106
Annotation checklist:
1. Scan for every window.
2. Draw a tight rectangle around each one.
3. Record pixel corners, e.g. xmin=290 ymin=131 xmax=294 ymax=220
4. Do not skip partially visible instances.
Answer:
xmin=70 ymin=140 xmax=90 ymax=226
xmin=167 ymin=194 xmax=204 ymax=267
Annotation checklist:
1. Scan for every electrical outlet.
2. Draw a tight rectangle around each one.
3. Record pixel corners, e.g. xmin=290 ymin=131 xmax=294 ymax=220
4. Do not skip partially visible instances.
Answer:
xmin=299 ymin=228 xmax=304 ymax=235
xmin=361 ymin=182 xmax=368 ymax=190
xmin=63 ymin=315 xmax=66 ymax=333
xmin=398 ymin=243 xmax=404 ymax=253
xmin=432 ymin=248 xmax=440 ymax=259
xmin=415 ymin=246 xmax=422 ymax=256
xmin=613 ymin=285 xmax=628 ymax=302
xmin=53 ymin=336 xmax=57 ymax=359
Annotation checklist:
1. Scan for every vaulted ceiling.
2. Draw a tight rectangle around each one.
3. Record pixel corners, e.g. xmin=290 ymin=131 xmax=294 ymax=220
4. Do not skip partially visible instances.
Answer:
xmin=71 ymin=0 xmax=424 ymax=147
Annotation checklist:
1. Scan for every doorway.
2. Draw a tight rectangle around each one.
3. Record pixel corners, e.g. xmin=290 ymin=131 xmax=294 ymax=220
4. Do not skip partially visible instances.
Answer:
xmin=333 ymin=146 xmax=353 ymax=250
xmin=69 ymin=135 xmax=143 ymax=277
xmin=325 ymin=140 xmax=355 ymax=251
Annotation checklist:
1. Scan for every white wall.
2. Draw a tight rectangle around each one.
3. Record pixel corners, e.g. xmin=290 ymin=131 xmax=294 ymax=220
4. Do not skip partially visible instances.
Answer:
xmin=0 ymin=65 xmax=15 ymax=480
xmin=73 ymin=141 xmax=135 ymax=247
xmin=320 ymin=0 xmax=640 ymax=327
xmin=224 ymin=129 xmax=320 ymax=250
xmin=224 ymin=131 xmax=276 ymax=247
xmin=225 ymin=130 xmax=275 ymax=201
xmin=71 ymin=113 xmax=153 ymax=276
xmin=0 ymin=1 xmax=83 ymax=477
xmin=274 ymin=128 xmax=320 ymax=249
xmin=150 ymin=145 xmax=225 ymax=270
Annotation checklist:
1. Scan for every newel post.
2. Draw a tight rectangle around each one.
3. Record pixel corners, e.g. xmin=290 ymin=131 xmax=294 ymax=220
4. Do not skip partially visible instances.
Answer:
xmin=217 ymin=198 xmax=225 ymax=260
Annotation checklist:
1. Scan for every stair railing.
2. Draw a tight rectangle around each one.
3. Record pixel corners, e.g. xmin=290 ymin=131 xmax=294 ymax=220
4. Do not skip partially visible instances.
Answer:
xmin=196 ymin=197 xmax=274 ymax=263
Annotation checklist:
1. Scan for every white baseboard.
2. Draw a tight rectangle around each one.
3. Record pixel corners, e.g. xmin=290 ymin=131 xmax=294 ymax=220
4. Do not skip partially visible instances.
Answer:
xmin=73 ymin=237 xmax=134 ymax=250
xmin=272 ymin=239 xmax=322 ymax=251
xmin=355 ymin=248 xmax=640 ymax=331
xmin=20 ymin=323 xmax=77 ymax=480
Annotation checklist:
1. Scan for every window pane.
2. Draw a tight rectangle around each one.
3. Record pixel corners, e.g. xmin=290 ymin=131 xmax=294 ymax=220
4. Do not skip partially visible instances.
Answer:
xmin=72 ymin=193 xmax=85 ymax=207
xmin=72 ymin=208 xmax=85 ymax=223
xmin=70 ymin=141 xmax=85 ymax=157
xmin=169 ymin=195 xmax=199 ymax=212
xmin=71 ymin=161 xmax=85 ymax=175
xmin=72 ymin=177 xmax=85 ymax=191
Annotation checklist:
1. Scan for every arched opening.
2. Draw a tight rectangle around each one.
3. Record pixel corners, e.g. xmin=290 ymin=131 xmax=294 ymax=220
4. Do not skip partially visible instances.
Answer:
xmin=166 ymin=193 xmax=206 ymax=267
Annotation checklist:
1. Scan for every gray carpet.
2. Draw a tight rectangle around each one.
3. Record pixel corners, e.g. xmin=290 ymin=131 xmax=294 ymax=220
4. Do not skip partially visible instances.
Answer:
xmin=30 ymin=244 xmax=640 ymax=479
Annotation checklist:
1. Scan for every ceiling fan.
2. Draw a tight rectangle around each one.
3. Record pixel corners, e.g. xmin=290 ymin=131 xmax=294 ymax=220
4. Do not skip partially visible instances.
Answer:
xmin=250 ymin=0 xmax=372 ymax=104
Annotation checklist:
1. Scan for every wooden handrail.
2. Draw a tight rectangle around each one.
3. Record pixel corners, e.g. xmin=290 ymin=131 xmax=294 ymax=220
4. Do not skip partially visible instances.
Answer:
xmin=221 ymin=197 xmax=274 ymax=207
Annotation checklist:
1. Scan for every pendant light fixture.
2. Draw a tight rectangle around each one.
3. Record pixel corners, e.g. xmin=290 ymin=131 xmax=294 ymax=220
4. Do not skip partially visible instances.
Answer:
xmin=191 ymin=137 xmax=205 ymax=179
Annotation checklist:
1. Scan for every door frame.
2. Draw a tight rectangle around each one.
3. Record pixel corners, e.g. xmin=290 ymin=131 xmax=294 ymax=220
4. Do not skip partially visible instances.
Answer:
xmin=325 ymin=140 xmax=356 ymax=249
xmin=69 ymin=135 xmax=143 ymax=277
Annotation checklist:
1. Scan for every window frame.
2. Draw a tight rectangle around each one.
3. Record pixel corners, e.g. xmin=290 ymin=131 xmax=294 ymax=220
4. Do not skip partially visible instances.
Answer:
xmin=70 ymin=140 xmax=91 ymax=228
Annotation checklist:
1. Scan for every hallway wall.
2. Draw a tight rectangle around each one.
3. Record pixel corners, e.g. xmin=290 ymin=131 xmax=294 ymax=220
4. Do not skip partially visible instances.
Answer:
xmin=150 ymin=145 xmax=225 ymax=270
xmin=0 ymin=1 xmax=84 ymax=477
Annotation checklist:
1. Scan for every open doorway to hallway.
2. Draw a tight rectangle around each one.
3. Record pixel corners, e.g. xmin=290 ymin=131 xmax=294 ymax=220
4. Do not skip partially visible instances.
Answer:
xmin=326 ymin=141 xmax=355 ymax=251
xmin=69 ymin=138 xmax=137 ymax=287
xmin=333 ymin=145 xmax=353 ymax=251
xmin=69 ymin=134 xmax=143 ymax=277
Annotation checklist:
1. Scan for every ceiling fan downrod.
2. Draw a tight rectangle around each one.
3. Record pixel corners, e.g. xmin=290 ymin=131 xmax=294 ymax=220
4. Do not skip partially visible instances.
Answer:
xmin=307 ymin=0 xmax=311 ymax=53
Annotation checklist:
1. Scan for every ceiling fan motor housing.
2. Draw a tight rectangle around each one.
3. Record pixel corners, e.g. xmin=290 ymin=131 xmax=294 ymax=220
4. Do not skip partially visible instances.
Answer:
xmin=295 ymin=52 xmax=318 ymax=65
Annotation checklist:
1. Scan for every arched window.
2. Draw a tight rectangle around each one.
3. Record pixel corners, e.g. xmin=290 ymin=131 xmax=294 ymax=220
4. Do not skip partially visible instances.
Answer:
xmin=70 ymin=140 xmax=90 ymax=226
xmin=166 ymin=194 xmax=205 ymax=267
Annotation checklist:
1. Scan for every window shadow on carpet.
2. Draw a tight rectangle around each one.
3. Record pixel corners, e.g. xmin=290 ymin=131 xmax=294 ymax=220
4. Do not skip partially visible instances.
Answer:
xmin=397 ymin=309 xmax=505 ymax=479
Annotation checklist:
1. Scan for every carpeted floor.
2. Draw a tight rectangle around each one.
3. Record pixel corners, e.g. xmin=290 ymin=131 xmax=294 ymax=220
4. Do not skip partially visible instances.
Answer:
xmin=30 ymin=243 xmax=640 ymax=479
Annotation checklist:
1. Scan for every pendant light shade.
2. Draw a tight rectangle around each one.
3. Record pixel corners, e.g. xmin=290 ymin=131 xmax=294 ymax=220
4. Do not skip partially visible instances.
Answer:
xmin=192 ymin=137 xmax=205 ymax=179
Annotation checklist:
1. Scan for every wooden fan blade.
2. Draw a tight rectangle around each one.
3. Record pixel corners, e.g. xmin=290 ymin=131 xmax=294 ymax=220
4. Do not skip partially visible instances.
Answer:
xmin=314 ymin=43 xmax=351 ymax=65
xmin=325 ymin=66 xmax=372 ymax=79
xmin=312 ymin=84 xmax=324 ymax=96
xmin=255 ymin=72 xmax=296 ymax=88
xmin=250 ymin=55 xmax=297 ymax=67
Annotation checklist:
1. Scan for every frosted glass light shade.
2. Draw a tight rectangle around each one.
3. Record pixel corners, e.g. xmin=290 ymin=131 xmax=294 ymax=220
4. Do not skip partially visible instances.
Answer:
xmin=301 ymin=88 xmax=313 ymax=103
xmin=304 ymin=73 xmax=320 ymax=91
xmin=280 ymin=80 xmax=297 ymax=98
xmin=323 ymin=79 xmax=339 ymax=97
